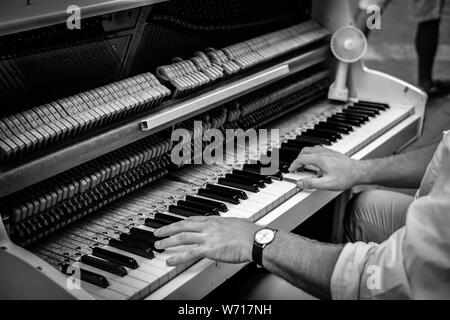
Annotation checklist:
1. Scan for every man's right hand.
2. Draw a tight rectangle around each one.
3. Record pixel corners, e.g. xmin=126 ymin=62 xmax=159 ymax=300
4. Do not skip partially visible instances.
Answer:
xmin=288 ymin=146 xmax=364 ymax=191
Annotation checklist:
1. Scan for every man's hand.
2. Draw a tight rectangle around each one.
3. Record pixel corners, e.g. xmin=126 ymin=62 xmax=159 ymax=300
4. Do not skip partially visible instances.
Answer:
xmin=154 ymin=216 xmax=260 ymax=266
xmin=288 ymin=146 xmax=363 ymax=191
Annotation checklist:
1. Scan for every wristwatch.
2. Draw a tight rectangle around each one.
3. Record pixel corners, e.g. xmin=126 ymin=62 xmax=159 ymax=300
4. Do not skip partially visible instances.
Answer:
xmin=252 ymin=228 xmax=278 ymax=268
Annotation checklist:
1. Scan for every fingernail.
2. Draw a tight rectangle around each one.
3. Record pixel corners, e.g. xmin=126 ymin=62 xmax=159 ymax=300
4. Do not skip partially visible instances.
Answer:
xmin=154 ymin=229 xmax=160 ymax=236
xmin=154 ymin=241 xmax=160 ymax=249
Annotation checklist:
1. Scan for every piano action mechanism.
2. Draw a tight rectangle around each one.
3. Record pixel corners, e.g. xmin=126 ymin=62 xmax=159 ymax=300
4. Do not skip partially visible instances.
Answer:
xmin=0 ymin=0 xmax=426 ymax=299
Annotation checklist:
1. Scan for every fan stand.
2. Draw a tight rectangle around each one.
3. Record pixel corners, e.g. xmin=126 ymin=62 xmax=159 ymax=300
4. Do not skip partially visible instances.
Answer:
xmin=328 ymin=61 xmax=350 ymax=101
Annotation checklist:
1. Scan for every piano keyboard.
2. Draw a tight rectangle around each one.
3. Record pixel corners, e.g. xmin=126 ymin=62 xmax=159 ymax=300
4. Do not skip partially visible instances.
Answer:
xmin=27 ymin=95 xmax=414 ymax=299
xmin=282 ymin=102 xmax=415 ymax=182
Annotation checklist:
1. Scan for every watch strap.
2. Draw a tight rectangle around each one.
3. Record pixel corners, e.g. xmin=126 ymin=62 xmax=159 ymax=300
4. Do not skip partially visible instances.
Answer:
xmin=252 ymin=241 xmax=265 ymax=267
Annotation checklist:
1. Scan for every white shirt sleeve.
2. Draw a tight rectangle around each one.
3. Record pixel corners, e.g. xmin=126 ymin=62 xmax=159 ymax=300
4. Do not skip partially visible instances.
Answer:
xmin=331 ymin=132 xmax=450 ymax=300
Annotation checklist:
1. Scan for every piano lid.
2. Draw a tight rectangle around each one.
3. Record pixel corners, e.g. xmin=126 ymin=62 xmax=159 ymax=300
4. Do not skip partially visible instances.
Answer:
xmin=0 ymin=0 xmax=167 ymax=37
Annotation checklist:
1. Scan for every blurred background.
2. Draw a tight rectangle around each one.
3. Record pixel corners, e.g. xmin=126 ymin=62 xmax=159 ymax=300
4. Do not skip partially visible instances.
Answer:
xmin=363 ymin=0 xmax=450 ymax=149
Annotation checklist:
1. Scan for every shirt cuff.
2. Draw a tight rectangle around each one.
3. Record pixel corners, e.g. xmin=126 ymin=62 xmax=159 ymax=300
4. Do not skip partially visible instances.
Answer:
xmin=330 ymin=242 xmax=377 ymax=300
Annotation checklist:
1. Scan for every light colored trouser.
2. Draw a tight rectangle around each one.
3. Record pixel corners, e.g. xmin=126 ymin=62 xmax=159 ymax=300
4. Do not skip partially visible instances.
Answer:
xmin=239 ymin=189 xmax=414 ymax=300
xmin=344 ymin=189 xmax=414 ymax=243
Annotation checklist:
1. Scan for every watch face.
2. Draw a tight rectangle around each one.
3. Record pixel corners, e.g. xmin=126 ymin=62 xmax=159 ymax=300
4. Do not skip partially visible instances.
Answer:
xmin=255 ymin=229 xmax=275 ymax=245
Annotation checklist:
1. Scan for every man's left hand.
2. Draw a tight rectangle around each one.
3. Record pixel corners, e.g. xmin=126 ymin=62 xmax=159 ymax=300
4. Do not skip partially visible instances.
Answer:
xmin=154 ymin=216 xmax=260 ymax=266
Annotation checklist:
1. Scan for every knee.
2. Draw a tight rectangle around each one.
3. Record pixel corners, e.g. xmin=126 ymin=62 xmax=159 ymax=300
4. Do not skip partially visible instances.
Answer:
xmin=345 ymin=190 xmax=378 ymax=220
xmin=344 ymin=190 xmax=383 ymax=243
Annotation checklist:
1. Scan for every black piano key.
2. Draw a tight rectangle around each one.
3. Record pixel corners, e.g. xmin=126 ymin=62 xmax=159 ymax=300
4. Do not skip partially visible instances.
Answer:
xmin=309 ymin=127 xmax=343 ymax=138
xmin=121 ymin=233 xmax=163 ymax=254
xmin=336 ymin=110 xmax=368 ymax=120
xmin=303 ymin=130 xmax=339 ymax=142
xmin=330 ymin=115 xmax=362 ymax=126
xmin=295 ymin=135 xmax=331 ymax=146
xmin=340 ymin=110 xmax=370 ymax=122
xmin=80 ymin=268 xmax=110 ymax=288
xmin=177 ymin=200 xmax=219 ymax=215
xmin=92 ymin=247 xmax=139 ymax=269
xmin=218 ymin=177 xmax=259 ymax=193
xmin=346 ymin=106 xmax=378 ymax=117
xmin=129 ymin=227 xmax=158 ymax=241
xmin=225 ymin=173 xmax=265 ymax=188
xmin=81 ymin=255 xmax=127 ymax=277
xmin=153 ymin=212 xmax=184 ymax=225
xmin=198 ymin=188 xmax=240 ymax=204
xmin=348 ymin=105 xmax=381 ymax=114
xmin=242 ymin=163 xmax=262 ymax=171
xmin=168 ymin=205 xmax=204 ymax=217
xmin=129 ymin=227 xmax=166 ymax=251
xmin=279 ymin=154 xmax=298 ymax=166
xmin=186 ymin=195 xmax=228 ymax=212
xmin=279 ymin=160 xmax=294 ymax=173
xmin=279 ymin=145 xmax=302 ymax=158
xmin=242 ymin=164 xmax=283 ymax=180
xmin=320 ymin=120 xmax=354 ymax=131
xmin=356 ymin=101 xmax=389 ymax=110
xmin=109 ymin=238 xmax=155 ymax=259
xmin=206 ymin=184 xmax=247 ymax=200
xmin=222 ymin=173 xmax=263 ymax=189
xmin=272 ymin=148 xmax=299 ymax=161
xmin=315 ymin=124 xmax=350 ymax=135
xmin=282 ymin=140 xmax=309 ymax=150
xmin=144 ymin=219 xmax=166 ymax=229
xmin=232 ymin=169 xmax=272 ymax=184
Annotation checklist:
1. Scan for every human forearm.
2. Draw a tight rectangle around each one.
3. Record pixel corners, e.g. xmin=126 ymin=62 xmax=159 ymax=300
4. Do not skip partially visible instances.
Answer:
xmin=355 ymin=144 xmax=438 ymax=188
xmin=155 ymin=217 xmax=344 ymax=299
xmin=263 ymin=231 xmax=343 ymax=300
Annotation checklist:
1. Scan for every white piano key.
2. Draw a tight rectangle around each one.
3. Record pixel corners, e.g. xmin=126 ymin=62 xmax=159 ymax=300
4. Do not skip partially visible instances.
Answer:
xmin=102 ymin=245 xmax=175 ymax=288
xmin=72 ymin=262 xmax=139 ymax=299
xmin=328 ymin=106 xmax=413 ymax=156
xmin=74 ymin=261 xmax=150 ymax=299
xmin=80 ymin=281 xmax=128 ymax=300
xmin=283 ymin=171 xmax=317 ymax=185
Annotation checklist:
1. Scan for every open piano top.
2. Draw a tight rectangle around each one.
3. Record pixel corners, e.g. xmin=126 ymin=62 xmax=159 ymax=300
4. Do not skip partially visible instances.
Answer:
xmin=0 ymin=0 xmax=426 ymax=299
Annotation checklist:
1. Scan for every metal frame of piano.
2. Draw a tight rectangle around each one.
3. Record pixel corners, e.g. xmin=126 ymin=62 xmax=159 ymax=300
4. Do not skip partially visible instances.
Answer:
xmin=0 ymin=0 xmax=426 ymax=300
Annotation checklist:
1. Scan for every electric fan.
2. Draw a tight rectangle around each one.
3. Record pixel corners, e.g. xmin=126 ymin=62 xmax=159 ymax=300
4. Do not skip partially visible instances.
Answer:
xmin=328 ymin=25 xmax=368 ymax=101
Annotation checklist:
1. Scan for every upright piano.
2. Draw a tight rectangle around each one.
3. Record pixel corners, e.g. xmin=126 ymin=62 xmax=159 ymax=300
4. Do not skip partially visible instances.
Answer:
xmin=0 ymin=0 xmax=426 ymax=299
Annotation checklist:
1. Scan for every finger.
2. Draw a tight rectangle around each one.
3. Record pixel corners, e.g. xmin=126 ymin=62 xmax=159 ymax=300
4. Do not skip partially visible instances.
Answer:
xmin=299 ymin=146 xmax=323 ymax=155
xmin=300 ymin=146 xmax=334 ymax=156
xmin=154 ymin=219 xmax=205 ymax=238
xmin=186 ymin=216 xmax=209 ymax=223
xmin=166 ymin=247 xmax=206 ymax=266
xmin=297 ymin=176 xmax=332 ymax=190
xmin=155 ymin=232 xmax=205 ymax=250
xmin=288 ymin=154 xmax=323 ymax=173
